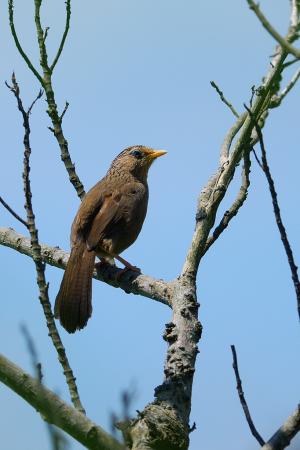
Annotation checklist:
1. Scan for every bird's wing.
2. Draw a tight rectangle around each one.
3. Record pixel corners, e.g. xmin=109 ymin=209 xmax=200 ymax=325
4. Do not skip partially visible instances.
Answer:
xmin=86 ymin=182 xmax=146 ymax=251
xmin=71 ymin=180 xmax=108 ymax=243
xmin=85 ymin=193 xmax=121 ymax=251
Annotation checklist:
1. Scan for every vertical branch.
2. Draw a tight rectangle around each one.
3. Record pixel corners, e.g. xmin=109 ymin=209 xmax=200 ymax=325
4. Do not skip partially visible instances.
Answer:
xmin=249 ymin=112 xmax=300 ymax=321
xmin=7 ymin=74 xmax=85 ymax=414
xmin=8 ymin=0 xmax=85 ymax=199
xmin=33 ymin=0 xmax=85 ymax=199
xmin=50 ymin=0 xmax=71 ymax=72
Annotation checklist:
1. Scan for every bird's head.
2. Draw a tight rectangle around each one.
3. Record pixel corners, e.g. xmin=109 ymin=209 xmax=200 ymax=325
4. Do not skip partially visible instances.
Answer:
xmin=110 ymin=145 xmax=167 ymax=180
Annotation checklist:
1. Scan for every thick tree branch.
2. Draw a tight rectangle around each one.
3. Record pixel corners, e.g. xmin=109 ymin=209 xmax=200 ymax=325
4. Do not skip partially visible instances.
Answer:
xmin=261 ymin=406 xmax=300 ymax=450
xmin=7 ymin=74 xmax=85 ymax=414
xmin=0 ymin=227 xmax=173 ymax=307
xmin=230 ymin=345 xmax=265 ymax=446
xmin=0 ymin=353 xmax=125 ymax=450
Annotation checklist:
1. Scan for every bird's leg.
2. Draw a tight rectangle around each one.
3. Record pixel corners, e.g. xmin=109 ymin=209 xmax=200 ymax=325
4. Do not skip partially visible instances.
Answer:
xmin=114 ymin=254 xmax=141 ymax=277
xmin=94 ymin=256 xmax=115 ymax=270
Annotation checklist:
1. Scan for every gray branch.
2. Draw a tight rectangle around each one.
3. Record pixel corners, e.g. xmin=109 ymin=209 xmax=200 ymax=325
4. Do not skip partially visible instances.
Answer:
xmin=0 ymin=227 xmax=173 ymax=307
xmin=0 ymin=353 xmax=125 ymax=450
xmin=261 ymin=406 xmax=300 ymax=450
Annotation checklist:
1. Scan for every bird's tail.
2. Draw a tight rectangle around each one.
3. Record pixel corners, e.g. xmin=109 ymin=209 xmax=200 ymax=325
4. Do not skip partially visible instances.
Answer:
xmin=54 ymin=241 xmax=95 ymax=333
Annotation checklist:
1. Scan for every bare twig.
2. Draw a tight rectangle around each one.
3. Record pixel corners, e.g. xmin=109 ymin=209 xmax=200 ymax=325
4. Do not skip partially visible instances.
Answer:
xmin=50 ymin=0 xmax=71 ymax=72
xmin=230 ymin=345 xmax=265 ymax=446
xmin=0 ymin=195 xmax=28 ymax=228
xmin=8 ymin=0 xmax=44 ymax=86
xmin=247 ymin=0 xmax=300 ymax=58
xmin=247 ymin=107 xmax=300 ymax=321
xmin=0 ymin=353 xmax=125 ymax=450
xmin=219 ymin=112 xmax=247 ymax=164
xmin=9 ymin=0 xmax=85 ymax=199
xmin=204 ymin=151 xmax=251 ymax=254
xmin=7 ymin=74 xmax=85 ymax=414
xmin=20 ymin=324 xmax=43 ymax=382
xmin=261 ymin=405 xmax=300 ymax=450
xmin=210 ymin=81 xmax=239 ymax=118
xmin=59 ymin=101 xmax=69 ymax=123
xmin=270 ymin=67 xmax=300 ymax=107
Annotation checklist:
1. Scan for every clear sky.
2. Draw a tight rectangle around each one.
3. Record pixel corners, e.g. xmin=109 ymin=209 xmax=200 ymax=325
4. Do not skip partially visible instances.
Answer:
xmin=1 ymin=1 xmax=299 ymax=449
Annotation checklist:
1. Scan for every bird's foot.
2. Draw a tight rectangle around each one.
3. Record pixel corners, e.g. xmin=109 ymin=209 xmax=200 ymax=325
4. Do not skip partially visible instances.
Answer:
xmin=115 ymin=266 xmax=140 ymax=281
xmin=95 ymin=257 xmax=115 ymax=271
xmin=113 ymin=254 xmax=141 ymax=280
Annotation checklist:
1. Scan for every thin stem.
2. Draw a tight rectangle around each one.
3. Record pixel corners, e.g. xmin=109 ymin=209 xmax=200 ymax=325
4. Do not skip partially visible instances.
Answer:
xmin=252 ymin=114 xmax=300 ymax=321
xmin=210 ymin=81 xmax=239 ymax=118
xmin=8 ymin=0 xmax=44 ymax=86
xmin=50 ymin=0 xmax=71 ymax=72
xmin=231 ymin=345 xmax=265 ymax=446
xmin=8 ymin=73 xmax=86 ymax=414
xmin=0 ymin=195 xmax=28 ymax=228
xmin=204 ymin=151 xmax=251 ymax=255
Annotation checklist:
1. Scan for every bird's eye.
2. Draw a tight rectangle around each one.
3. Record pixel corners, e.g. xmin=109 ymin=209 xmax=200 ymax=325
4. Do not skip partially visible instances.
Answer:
xmin=130 ymin=149 xmax=143 ymax=159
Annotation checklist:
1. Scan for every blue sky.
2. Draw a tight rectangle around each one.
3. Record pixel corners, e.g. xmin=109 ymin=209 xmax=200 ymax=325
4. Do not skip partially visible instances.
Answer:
xmin=1 ymin=1 xmax=299 ymax=449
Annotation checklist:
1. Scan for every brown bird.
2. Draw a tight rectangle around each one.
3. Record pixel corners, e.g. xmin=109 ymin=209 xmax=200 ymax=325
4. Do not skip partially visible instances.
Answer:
xmin=54 ymin=145 xmax=167 ymax=333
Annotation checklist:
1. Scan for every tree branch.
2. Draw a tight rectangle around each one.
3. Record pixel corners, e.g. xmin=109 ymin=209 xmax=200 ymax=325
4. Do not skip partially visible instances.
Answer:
xmin=210 ymin=81 xmax=239 ymax=118
xmin=230 ymin=345 xmax=265 ymax=446
xmin=261 ymin=406 xmax=300 ymax=450
xmin=0 ymin=353 xmax=125 ymax=450
xmin=0 ymin=227 xmax=173 ymax=306
xmin=50 ymin=0 xmax=71 ymax=73
xmin=7 ymin=74 xmax=85 ymax=414
xmin=270 ymin=67 xmax=300 ymax=108
xmin=247 ymin=0 xmax=300 ymax=58
xmin=8 ymin=0 xmax=45 ymax=86
xmin=204 ymin=151 xmax=251 ymax=255
xmin=0 ymin=195 xmax=28 ymax=228
xmin=251 ymin=114 xmax=300 ymax=321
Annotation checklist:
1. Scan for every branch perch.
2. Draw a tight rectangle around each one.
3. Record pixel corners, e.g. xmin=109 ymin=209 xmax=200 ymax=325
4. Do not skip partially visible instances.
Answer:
xmin=0 ymin=227 xmax=173 ymax=306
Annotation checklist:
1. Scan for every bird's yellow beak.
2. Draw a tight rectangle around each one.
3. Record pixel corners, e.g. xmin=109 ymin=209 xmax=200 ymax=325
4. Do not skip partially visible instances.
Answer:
xmin=148 ymin=150 xmax=167 ymax=159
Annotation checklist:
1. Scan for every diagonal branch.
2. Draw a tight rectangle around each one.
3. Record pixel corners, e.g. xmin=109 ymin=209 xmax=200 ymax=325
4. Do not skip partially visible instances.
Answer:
xmin=0 ymin=195 xmax=28 ymax=228
xmin=0 ymin=353 xmax=125 ymax=450
xmin=8 ymin=0 xmax=44 ymax=86
xmin=0 ymin=227 xmax=173 ymax=307
xmin=261 ymin=405 xmax=300 ymax=450
xmin=247 ymin=1 xmax=300 ymax=58
xmin=204 ymin=151 xmax=251 ymax=255
xmin=7 ymin=74 xmax=85 ymax=414
xmin=230 ymin=345 xmax=265 ymax=446
xmin=210 ymin=81 xmax=239 ymax=118
xmin=270 ymin=67 xmax=300 ymax=108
